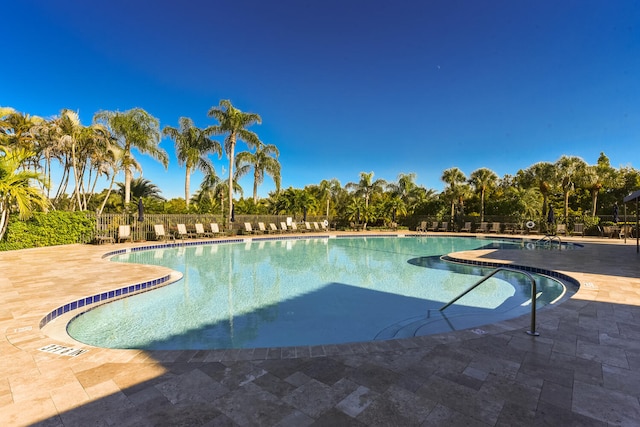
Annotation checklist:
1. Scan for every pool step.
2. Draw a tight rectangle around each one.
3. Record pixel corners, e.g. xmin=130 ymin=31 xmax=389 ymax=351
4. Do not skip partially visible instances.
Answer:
xmin=376 ymin=309 xmax=515 ymax=340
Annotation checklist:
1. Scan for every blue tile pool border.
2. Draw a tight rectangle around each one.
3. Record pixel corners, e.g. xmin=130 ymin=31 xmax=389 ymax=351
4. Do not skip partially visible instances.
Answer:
xmin=40 ymin=234 xmax=581 ymax=330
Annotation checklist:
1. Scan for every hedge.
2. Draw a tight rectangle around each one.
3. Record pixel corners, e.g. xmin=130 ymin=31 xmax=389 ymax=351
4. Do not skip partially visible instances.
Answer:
xmin=0 ymin=211 xmax=95 ymax=251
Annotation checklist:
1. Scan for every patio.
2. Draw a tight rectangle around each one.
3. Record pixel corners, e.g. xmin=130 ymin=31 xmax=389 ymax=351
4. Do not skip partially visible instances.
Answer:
xmin=1 ymin=232 xmax=640 ymax=426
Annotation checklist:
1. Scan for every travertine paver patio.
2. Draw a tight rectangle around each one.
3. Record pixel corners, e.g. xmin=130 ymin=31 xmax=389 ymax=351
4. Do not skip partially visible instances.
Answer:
xmin=1 ymin=232 xmax=640 ymax=426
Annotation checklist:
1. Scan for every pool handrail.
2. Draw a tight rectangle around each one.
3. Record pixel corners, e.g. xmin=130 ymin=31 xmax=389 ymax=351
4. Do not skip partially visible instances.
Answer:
xmin=439 ymin=267 xmax=540 ymax=336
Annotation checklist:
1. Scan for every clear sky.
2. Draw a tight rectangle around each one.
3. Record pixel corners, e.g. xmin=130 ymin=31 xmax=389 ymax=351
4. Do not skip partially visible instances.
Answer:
xmin=3 ymin=0 xmax=639 ymax=200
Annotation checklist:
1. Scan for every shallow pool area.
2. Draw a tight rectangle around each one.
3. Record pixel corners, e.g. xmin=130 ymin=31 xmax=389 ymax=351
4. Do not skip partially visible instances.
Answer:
xmin=66 ymin=236 xmax=572 ymax=350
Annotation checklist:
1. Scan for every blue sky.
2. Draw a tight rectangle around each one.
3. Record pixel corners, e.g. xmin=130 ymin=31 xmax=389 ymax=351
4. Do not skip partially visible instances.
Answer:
xmin=3 ymin=0 xmax=639 ymax=200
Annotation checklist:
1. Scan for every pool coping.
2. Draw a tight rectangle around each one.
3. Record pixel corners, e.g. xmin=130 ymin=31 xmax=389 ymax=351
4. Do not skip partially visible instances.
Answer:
xmin=40 ymin=233 xmax=585 ymax=360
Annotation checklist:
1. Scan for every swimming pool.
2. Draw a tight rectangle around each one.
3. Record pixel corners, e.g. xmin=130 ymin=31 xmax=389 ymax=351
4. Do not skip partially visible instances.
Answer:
xmin=67 ymin=236 xmax=571 ymax=350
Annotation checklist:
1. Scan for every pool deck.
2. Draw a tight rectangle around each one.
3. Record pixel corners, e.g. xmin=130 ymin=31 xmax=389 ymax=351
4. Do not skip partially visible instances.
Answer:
xmin=2 ymin=232 xmax=640 ymax=426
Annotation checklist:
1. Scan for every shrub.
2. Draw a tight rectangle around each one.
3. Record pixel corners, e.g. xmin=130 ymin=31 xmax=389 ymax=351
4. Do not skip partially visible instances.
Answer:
xmin=0 ymin=211 xmax=94 ymax=251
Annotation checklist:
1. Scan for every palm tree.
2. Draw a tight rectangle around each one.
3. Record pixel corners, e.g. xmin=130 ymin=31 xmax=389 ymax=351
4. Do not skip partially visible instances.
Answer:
xmin=555 ymin=155 xmax=586 ymax=223
xmin=441 ymin=167 xmax=467 ymax=220
xmin=235 ymin=141 xmax=281 ymax=203
xmin=316 ymin=178 xmax=341 ymax=219
xmin=162 ymin=117 xmax=221 ymax=208
xmin=469 ymin=167 xmax=498 ymax=223
xmin=345 ymin=171 xmax=386 ymax=208
xmin=0 ymin=147 xmax=50 ymax=240
xmin=519 ymin=162 xmax=557 ymax=222
xmin=94 ymin=108 xmax=168 ymax=206
xmin=207 ymin=100 xmax=261 ymax=229
xmin=117 ymin=177 xmax=165 ymax=203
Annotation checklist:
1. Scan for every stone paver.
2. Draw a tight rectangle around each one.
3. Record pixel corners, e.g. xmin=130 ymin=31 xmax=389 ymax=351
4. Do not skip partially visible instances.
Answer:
xmin=1 ymin=232 xmax=640 ymax=426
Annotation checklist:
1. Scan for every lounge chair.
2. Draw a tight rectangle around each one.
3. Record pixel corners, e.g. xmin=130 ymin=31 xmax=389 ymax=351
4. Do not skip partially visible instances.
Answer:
xmin=196 ymin=223 xmax=215 ymax=238
xmin=291 ymin=222 xmax=306 ymax=233
xmin=427 ymin=221 xmax=439 ymax=232
xmin=209 ymin=223 xmax=224 ymax=237
xmin=154 ymin=224 xmax=174 ymax=241
xmin=320 ymin=221 xmax=328 ymax=231
xmin=476 ymin=222 xmax=489 ymax=233
xmin=460 ymin=222 xmax=472 ymax=233
xmin=619 ymin=224 xmax=632 ymax=239
xmin=489 ymin=222 xmax=501 ymax=233
xmin=258 ymin=222 xmax=270 ymax=234
xmin=573 ymin=223 xmax=584 ymax=237
xmin=280 ymin=222 xmax=290 ymax=233
xmin=244 ymin=222 xmax=260 ymax=235
xmin=269 ymin=223 xmax=280 ymax=233
xmin=117 ymin=225 xmax=132 ymax=243
xmin=556 ymin=224 xmax=567 ymax=236
xmin=313 ymin=222 xmax=321 ymax=231
xmin=176 ymin=223 xmax=194 ymax=239
xmin=438 ymin=222 xmax=448 ymax=232
xmin=304 ymin=222 xmax=314 ymax=232
xmin=416 ymin=221 xmax=427 ymax=232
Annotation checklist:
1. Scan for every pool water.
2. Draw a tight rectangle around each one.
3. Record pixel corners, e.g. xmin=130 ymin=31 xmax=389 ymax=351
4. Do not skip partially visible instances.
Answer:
xmin=67 ymin=236 xmax=568 ymax=350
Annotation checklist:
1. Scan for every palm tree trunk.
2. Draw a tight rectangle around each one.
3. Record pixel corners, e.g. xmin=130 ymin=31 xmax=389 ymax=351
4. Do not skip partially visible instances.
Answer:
xmin=227 ymin=138 xmax=236 ymax=230
xmin=124 ymin=168 xmax=132 ymax=205
xmin=185 ymin=166 xmax=191 ymax=208
xmin=591 ymin=190 xmax=598 ymax=218
xmin=0 ymin=206 xmax=8 ymax=241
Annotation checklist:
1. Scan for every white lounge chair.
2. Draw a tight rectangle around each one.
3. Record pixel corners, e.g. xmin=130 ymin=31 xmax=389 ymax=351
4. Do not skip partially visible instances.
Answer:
xmin=244 ymin=222 xmax=260 ymax=235
xmin=154 ymin=224 xmax=174 ymax=241
xmin=209 ymin=223 xmax=223 ymax=237
xmin=118 ymin=225 xmax=132 ymax=243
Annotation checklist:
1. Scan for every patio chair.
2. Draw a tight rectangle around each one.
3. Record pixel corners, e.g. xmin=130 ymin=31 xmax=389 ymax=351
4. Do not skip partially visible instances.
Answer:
xmin=313 ymin=221 xmax=321 ymax=231
xmin=195 ymin=223 xmax=211 ymax=238
xmin=244 ymin=222 xmax=260 ymax=235
xmin=416 ymin=221 xmax=428 ymax=232
xmin=209 ymin=223 xmax=224 ymax=237
xmin=117 ymin=225 xmax=132 ymax=243
xmin=291 ymin=222 xmax=307 ymax=233
xmin=304 ymin=222 xmax=314 ymax=232
xmin=320 ymin=221 xmax=329 ymax=231
xmin=489 ymin=222 xmax=501 ymax=233
xmin=619 ymin=224 xmax=632 ymax=239
xmin=176 ymin=223 xmax=194 ymax=239
xmin=476 ymin=222 xmax=489 ymax=233
xmin=269 ymin=223 xmax=280 ymax=233
xmin=427 ymin=221 xmax=439 ymax=232
xmin=438 ymin=222 xmax=448 ymax=232
xmin=460 ymin=222 xmax=472 ymax=233
xmin=153 ymin=224 xmax=174 ymax=241
xmin=280 ymin=222 xmax=290 ymax=233
xmin=556 ymin=224 xmax=567 ymax=236
xmin=258 ymin=222 xmax=270 ymax=234
xmin=572 ymin=223 xmax=584 ymax=237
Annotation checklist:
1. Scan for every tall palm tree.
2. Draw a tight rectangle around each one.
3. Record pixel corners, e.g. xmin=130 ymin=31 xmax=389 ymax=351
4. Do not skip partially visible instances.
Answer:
xmin=519 ymin=162 xmax=557 ymax=221
xmin=317 ymin=178 xmax=341 ymax=218
xmin=345 ymin=171 xmax=386 ymax=208
xmin=0 ymin=147 xmax=50 ymax=240
xmin=469 ymin=167 xmax=498 ymax=222
xmin=94 ymin=108 xmax=168 ymax=205
xmin=162 ymin=117 xmax=221 ymax=208
xmin=555 ymin=155 xmax=586 ymax=223
xmin=235 ymin=141 xmax=281 ymax=203
xmin=207 ymin=100 xmax=261 ymax=228
xmin=441 ymin=167 xmax=467 ymax=220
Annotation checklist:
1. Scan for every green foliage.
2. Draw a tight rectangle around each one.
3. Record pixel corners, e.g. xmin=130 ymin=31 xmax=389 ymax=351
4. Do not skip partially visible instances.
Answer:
xmin=0 ymin=211 xmax=94 ymax=251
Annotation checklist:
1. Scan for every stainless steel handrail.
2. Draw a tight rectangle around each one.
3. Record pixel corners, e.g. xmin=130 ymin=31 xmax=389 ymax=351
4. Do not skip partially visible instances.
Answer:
xmin=439 ymin=267 xmax=540 ymax=336
xmin=537 ymin=235 xmax=562 ymax=248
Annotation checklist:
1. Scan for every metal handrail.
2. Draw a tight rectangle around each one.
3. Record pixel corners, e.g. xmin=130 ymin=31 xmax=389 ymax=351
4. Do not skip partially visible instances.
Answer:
xmin=537 ymin=235 xmax=562 ymax=248
xmin=439 ymin=267 xmax=540 ymax=336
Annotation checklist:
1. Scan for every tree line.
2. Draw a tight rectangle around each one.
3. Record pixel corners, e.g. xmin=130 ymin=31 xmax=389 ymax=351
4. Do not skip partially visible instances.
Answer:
xmin=1 ymin=102 xmax=639 ymax=240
